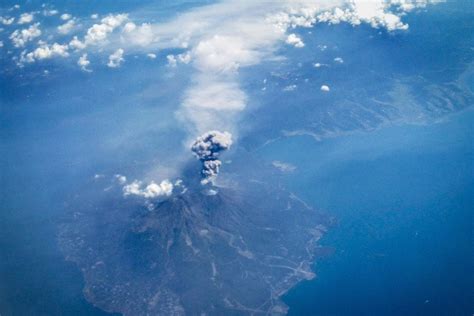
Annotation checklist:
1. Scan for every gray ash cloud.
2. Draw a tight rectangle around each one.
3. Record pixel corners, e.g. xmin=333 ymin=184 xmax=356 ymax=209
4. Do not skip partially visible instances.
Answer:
xmin=191 ymin=130 xmax=232 ymax=184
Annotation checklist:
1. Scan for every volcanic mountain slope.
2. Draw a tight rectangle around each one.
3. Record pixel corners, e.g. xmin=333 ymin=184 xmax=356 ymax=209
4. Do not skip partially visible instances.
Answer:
xmin=59 ymin=169 xmax=331 ymax=315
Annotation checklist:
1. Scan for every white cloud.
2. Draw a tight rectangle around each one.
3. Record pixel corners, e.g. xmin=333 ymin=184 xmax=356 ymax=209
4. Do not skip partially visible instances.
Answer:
xmin=57 ymin=19 xmax=75 ymax=34
xmin=78 ymin=53 xmax=91 ymax=71
xmin=286 ymin=33 xmax=304 ymax=48
xmin=85 ymin=23 xmax=112 ymax=44
xmin=101 ymin=14 xmax=127 ymax=28
xmin=0 ymin=41 xmax=3 ymax=48
xmin=22 ymin=42 xmax=69 ymax=62
xmin=0 ymin=17 xmax=15 ymax=25
xmin=283 ymin=84 xmax=297 ymax=91
xmin=272 ymin=161 xmax=296 ymax=172
xmin=91 ymin=14 xmax=99 ymax=19
xmin=178 ymin=52 xmax=192 ymax=64
xmin=166 ymin=52 xmax=191 ymax=67
xmin=114 ymin=174 xmax=127 ymax=184
xmin=107 ymin=48 xmax=124 ymax=68
xmin=313 ymin=0 xmax=433 ymax=31
xmin=334 ymin=57 xmax=344 ymax=63
xmin=267 ymin=6 xmax=319 ymax=30
xmin=18 ymin=13 xmax=34 ymax=25
xmin=123 ymin=179 xmax=173 ymax=198
xmin=178 ymin=76 xmax=247 ymax=135
xmin=121 ymin=22 xmax=154 ymax=46
xmin=146 ymin=53 xmax=156 ymax=59
xmin=10 ymin=23 xmax=41 ymax=47
xmin=321 ymin=84 xmax=330 ymax=92
xmin=69 ymin=36 xmax=86 ymax=50
xmin=166 ymin=54 xmax=176 ymax=66
xmin=84 ymin=14 xmax=128 ymax=46
xmin=192 ymin=35 xmax=261 ymax=73
xmin=266 ymin=0 xmax=437 ymax=33
xmin=60 ymin=13 xmax=72 ymax=21
xmin=43 ymin=10 xmax=58 ymax=16
xmin=183 ymin=79 xmax=246 ymax=112
xmin=122 ymin=22 xmax=136 ymax=33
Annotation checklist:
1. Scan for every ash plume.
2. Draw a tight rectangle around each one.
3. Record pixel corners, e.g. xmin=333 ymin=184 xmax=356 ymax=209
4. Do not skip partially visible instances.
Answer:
xmin=191 ymin=130 xmax=232 ymax=184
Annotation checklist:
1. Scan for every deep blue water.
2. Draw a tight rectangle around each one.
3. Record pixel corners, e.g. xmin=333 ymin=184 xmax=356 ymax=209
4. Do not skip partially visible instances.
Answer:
xmin=256 ymin=109 xmax=473 ymax=315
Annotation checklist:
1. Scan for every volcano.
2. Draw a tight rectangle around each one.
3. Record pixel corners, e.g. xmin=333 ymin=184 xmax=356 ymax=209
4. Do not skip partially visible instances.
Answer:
xmin=59 ymin=163 xmax=331 ymax=315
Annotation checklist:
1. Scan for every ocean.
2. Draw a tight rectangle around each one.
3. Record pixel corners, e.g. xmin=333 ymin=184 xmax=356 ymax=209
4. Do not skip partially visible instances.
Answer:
xmin=255 ymin=109 xmax=473 ymax=315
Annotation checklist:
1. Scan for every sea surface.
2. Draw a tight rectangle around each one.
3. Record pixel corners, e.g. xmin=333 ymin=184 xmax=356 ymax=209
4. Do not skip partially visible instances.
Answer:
xmin=256 ymin=108 xmax=473 ymax=315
